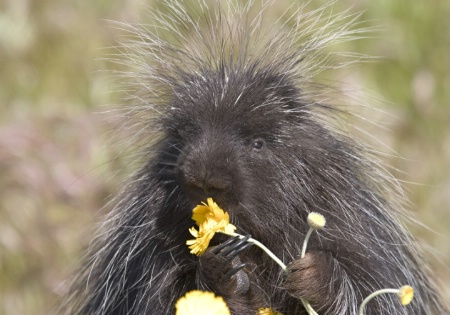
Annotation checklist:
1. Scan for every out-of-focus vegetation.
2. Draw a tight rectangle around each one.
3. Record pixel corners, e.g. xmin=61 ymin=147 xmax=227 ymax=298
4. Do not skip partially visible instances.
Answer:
xmin=0 ymin=0 xmax=448 ymax=314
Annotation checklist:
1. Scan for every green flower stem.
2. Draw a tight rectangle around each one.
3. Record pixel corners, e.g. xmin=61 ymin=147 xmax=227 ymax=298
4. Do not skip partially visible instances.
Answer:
xmin=229 ymin=232 xmax=318 ymax=315
xmin=358 ymin=289 xmax=400 ymax=315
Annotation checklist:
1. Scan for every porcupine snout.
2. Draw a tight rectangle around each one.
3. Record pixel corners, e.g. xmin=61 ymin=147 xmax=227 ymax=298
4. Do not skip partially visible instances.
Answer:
xmin=178 ymin=130 xmax=242 ymax=207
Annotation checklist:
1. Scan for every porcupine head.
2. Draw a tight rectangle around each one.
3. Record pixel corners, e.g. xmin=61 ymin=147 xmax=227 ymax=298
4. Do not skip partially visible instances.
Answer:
xmin=61 ymin=1 xmax=447 ymax=315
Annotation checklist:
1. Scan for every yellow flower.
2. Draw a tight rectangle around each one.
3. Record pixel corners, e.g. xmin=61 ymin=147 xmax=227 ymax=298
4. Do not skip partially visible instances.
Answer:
xmin=175 ymin=290 xmax=230 ymax=315
xmin=192 ymin=198 xmax=233 ymax=227
xmin=258 ymin=307 xmax=283 ymax=315
xmin=186 ymin=198 xmax=236 ymax=256
xmin=398 ymin=285 xmax=414 ymax=305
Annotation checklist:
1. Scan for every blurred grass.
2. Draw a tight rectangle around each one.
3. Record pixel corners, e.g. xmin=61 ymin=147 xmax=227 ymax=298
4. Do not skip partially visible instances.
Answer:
xmin=0 ymin=0 xmax=448 ymax=314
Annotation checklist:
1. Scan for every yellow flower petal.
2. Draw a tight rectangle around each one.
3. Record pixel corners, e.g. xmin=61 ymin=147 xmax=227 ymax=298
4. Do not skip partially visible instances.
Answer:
xmin=192 ymin=203 xmax=212 ymax=226
xmin=223 ymin=222 xmax=237 ymax=235
xmin=208 ymin=198 xmax=229 ymax=221
xmin=175 ymin=290 xmax=231 ymax=315
xmin=258 ymin=307 xmax=283 ymax=315
xmin=398 ymin=285 xmax=414 ymax=305
xmin=188 ymin=227 xmax=199 ymax=238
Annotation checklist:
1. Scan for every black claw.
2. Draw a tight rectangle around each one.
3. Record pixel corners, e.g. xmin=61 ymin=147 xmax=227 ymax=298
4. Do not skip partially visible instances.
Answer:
xmin=223 ymin=263 xmax=248 ymax=279
xmin=212 ymin=235 xmax=240 ymax=254
xmin=228 ymin=241 xmax=253 ymax=258
xmin=220 ymin=235 xmax=251 ymax=257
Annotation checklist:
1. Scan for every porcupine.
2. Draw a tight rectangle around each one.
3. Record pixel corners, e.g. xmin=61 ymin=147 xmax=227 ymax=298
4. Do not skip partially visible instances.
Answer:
xmin=61 ymin=1 xmax=447 ymax=314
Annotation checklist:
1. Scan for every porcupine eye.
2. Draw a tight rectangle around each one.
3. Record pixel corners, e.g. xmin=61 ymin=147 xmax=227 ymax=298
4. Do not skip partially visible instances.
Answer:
xmin=251 ymin=138 xmax=265 ymax=150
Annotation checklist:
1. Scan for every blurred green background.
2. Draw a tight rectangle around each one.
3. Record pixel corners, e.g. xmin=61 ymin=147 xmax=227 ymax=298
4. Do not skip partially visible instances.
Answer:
xmin=0 ymin=0 xmax=448 ymax=314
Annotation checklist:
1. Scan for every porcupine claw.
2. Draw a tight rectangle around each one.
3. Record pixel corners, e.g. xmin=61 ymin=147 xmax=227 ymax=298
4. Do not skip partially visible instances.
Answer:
xmin=223 ymin=263 xmax=249 ymax=280
xmin=212 ymin=235 xmax=252 ymax=258
xmin=212 ymin=235 xmax=252 ymax=279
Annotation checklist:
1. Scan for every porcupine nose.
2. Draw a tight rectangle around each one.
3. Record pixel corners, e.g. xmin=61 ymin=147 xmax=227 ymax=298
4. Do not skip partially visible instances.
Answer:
xmin=181 ymin=158 xmax=233 ymax=201
xmin=180 ymin=140 xmax=234 ymax=203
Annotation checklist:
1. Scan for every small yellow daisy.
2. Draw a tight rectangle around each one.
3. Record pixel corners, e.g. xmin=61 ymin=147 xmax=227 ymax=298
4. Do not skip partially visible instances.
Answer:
xmin=186 ymin=198 xmax=236 ymax=255
xmin=175 ymin=290 xmax=230 ymax=315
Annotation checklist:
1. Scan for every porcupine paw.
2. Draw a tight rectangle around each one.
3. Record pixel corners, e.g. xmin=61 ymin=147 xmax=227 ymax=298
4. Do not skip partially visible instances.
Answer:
xmin=284 ymin=251 xmax=336 ymax=308
xmin=198 ymin=235 xmax=253 ymax=296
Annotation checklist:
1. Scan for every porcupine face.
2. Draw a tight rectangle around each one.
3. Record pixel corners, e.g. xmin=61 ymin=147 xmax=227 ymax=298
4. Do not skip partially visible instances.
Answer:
xmin=159 ymin=66 xmax=325 ymax=236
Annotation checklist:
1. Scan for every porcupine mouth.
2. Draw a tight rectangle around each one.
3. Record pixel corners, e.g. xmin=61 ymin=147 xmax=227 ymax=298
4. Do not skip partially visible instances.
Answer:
xmin=183 ymin=184 xmax=239 ymax=211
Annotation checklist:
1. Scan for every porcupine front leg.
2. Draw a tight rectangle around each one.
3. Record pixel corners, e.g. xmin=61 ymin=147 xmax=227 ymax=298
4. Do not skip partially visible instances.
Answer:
xmin=284 ymin=251 xmax=347 ymax=313
xmin=196 ymin=235 xmax=264 ymax=313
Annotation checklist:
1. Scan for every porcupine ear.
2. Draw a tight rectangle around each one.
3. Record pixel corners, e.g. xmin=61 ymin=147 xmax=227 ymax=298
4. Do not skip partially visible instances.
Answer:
xmin=106 ymin=1 xmax=370 ymax=145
